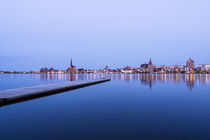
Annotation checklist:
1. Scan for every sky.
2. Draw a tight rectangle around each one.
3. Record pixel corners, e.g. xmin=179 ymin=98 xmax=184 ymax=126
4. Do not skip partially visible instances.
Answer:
xmin=0 ymin=0 xmax=210 ymax=71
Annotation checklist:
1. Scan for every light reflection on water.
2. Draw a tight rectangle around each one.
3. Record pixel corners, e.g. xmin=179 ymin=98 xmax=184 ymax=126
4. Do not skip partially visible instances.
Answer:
xmin=0 ymin=73 xmax=210 ymax=91
xmin=39 ymin=74 xmax=210 ymax=90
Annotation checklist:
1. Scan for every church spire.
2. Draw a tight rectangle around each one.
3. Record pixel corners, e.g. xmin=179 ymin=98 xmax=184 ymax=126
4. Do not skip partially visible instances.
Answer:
xmin=149 ymin=58 xmax=153 ymax=65
xmin=70 ymin=59 xmax=73 ymax=67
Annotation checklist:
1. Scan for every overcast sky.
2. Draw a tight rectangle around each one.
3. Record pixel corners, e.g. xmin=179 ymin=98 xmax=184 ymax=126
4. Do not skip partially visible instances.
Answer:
xmin=0 ymin=0 xmax=210 ymax=71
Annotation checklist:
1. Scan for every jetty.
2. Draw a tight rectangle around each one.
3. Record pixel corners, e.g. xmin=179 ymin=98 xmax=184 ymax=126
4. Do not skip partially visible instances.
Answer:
xmin=0 ymin=78 xmax=110 ymax=105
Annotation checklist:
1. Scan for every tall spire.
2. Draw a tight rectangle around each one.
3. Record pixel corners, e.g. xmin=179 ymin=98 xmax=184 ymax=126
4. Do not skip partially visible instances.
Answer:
xmin=70 ymin=59 xmax=73 ymax=67
xmin=149 ymin=58 xmax=153 ymax=65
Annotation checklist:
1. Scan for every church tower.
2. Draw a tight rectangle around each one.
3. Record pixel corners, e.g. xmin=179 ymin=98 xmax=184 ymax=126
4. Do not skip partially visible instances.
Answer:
xmin=186 ymin=57 xmax=195 ymax=69
xmin=70 ymin=59 xmax=73 ymax=67
xmin=148 ymin=58 xmax=153 ymax=65
xmin=148 ymin=58 xmax=155 ymax=72
xmin=67 ymin=58 xmax=77 ymax=74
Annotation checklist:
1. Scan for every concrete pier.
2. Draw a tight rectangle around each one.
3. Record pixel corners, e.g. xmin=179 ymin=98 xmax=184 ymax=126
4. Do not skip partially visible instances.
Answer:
xmin=0 ymin=78 xmax=110 ymax=105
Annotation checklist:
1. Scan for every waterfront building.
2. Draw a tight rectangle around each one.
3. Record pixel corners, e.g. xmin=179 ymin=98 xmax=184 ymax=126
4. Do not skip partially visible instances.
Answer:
xmin=186 ymin=58 xmax=195 ymax=69
xmin=78 ymin=68 xmax=87 ymax=74
xmin=199 ymin=64 xmax=210 ymax=71
xmin=169 ymin=65 xmax=185 ymax=73
xmin=155 ymin=65 xmax=166 ymax=73
xmin=140 ymin=58 xmax=156 ymax=72
xmin=49 ymin=67 xmax=55 ymax=73
xmin=121 ymin=66 xmax=133 ymax=73
xmin=141 ymin=62 xmax=148 ymax=69
xmin=147 ymin=58 xmax=156 ymax=72
xmin=57 ymin=70 xmax=65 ymax=74
xmin=40 ymin=67 xmax=58 ymax=73
xmin=104 ymin=66 xmax=109 ymax=73
xmin=40 ymin=67 xmax=48 ymax=73
xmin=67 ymin=59 xmax=78 ymax=73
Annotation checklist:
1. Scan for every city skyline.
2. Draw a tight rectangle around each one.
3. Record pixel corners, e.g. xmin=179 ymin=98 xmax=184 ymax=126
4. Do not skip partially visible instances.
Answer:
xmin=1 ymin=55 xmax=209 ymax=71
xmin=37 ymin=58 xmax=209 ymax=74
xmin=2 ymin=58 xmax=209 ymax=74
xmin=1 ymin=57 xmax=210 ymax=72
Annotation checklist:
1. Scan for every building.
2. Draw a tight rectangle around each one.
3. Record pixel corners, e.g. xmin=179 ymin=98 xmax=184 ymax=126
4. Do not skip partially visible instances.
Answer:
xmin=40 ymin=67 xmax=58 ymax=73
xmin=104 ymin=66 xmax=109 ymax=73
xmin=147 ymin=58 xmax=156 ymax=72
xmin=148 ymin=58 xmax=154 ymax=70
xmin=121 ymin=66 xmax=133 ymax=73
xmin=199 ymin=64 xmax=210 ymax=71
xmin=186 ymin=58 xmax=195 ymax=69
xmin=67 ymin=59 xmax=78 ymax=73
xmin=78 ymin=68 xmax=87 ymax=74
xmin=166 ymin=65 xmax=185 ymax=73
xmin=141 ymin=62 xmax=148 ymax=69
xmin=40 ymin=67 xmax=48 ymax=73
xmin=140 ymin=58 xmax=156 ymax=72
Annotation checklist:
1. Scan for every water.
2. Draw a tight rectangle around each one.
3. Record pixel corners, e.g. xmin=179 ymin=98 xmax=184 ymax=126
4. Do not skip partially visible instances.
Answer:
xmin=0 ymin=74 xmax=210 ymax=140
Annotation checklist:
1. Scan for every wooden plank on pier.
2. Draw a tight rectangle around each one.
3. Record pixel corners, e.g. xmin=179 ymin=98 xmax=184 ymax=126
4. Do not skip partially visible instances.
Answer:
xmin=0 ymin=78 xmax=110 ymax=105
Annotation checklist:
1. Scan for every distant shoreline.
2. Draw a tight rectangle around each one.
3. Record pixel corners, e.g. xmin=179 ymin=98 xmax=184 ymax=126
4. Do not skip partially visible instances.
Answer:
xmin=1 ymin=72 xmax=210 ymax=74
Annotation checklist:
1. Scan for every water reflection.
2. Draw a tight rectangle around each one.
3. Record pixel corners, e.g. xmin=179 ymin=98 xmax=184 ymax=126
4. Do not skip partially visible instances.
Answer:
xmin=40 ymin=74 xmax=106 ymax=81
xmin=39 ymin=74 xmax=210 ymax=90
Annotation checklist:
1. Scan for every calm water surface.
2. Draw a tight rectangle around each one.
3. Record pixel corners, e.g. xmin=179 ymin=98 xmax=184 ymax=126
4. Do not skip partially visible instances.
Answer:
xmin=0 ymin=74 xmax=210 ymax=140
